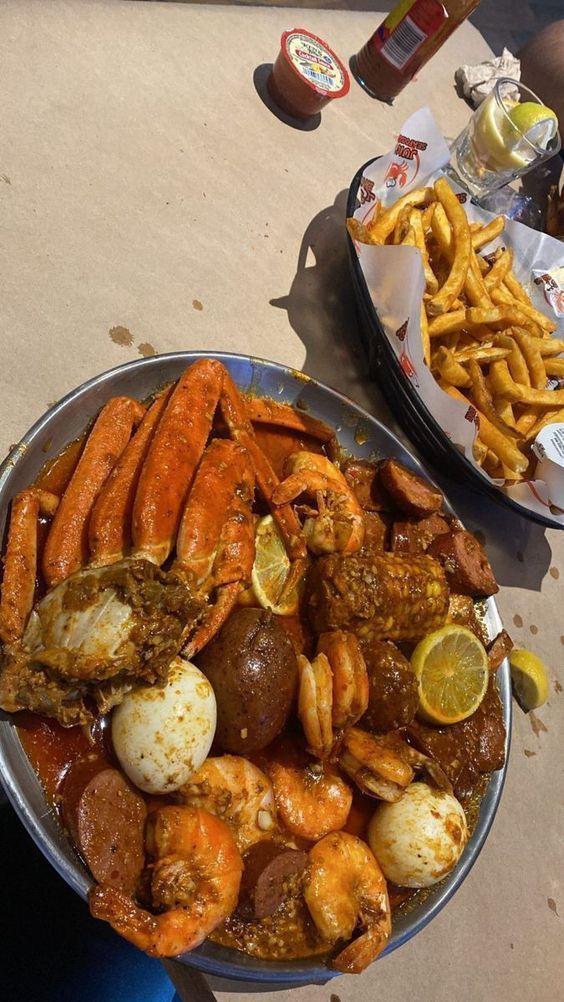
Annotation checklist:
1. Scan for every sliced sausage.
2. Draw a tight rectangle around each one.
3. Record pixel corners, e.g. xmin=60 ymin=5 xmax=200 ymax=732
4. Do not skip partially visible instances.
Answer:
xmin=361 ymin=511 xmax=391 ymax=552
xmin=76 ymin=767 xmax=147 ymax=893
xmin=240 ymin=841 xmax=308 ymax=919
xmin=60 ymin=753 xmax=111 ymax=848
xmin=428 ymin=531 xmax=498 ymax=597
xmin=487 ymin=629 xmax=513 ymax=671
xmin=379 ymin=459 xmax=443 ymax=517
xmin=447 ymin=593 xmax=490 ymax=646
xmin=391 ymin=514 xmax=450 ymax=554
xmin=343 ymin=460 xmax=392 ymax=512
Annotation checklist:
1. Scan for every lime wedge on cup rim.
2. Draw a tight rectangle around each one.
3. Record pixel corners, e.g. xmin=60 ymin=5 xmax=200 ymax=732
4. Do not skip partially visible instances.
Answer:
xmin=474 ymin=98 xmax=557 ymax=171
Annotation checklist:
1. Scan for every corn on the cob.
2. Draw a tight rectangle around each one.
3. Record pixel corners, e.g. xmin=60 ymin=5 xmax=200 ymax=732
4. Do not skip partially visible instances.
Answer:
xmin=307 ymin=552 xmax=449 ymax=643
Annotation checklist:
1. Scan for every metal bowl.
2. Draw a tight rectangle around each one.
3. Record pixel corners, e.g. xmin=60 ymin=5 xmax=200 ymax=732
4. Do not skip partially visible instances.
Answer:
xmin=0 ymin=352 xmax=511 ymax=986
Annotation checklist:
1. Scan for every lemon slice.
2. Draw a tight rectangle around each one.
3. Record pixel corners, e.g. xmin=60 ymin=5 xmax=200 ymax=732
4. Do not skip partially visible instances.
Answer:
xmin=509 ymin=649 xmax=549 ymax=712
xmin=411 ymin=625 xmax=489 ymax=725
xmin=251 ymin=515 xmax=305 ymax=616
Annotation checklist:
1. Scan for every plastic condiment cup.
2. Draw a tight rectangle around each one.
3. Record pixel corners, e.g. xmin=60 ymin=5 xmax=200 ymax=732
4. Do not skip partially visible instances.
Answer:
xmin=532 ymin=423 xmax=564 ymax=508
xmin=268 ymin=28 xmax=350 ymax=120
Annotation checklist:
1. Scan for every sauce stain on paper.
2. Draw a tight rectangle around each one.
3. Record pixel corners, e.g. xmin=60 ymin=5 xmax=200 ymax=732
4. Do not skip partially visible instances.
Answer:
xmin=547 ymin=898 xmax=559 ymax=917
xmin=529 ymin=624 xmax=538 ymax=636
xmin=330 ymin=995 xmax=342 ymax=1002
xmin=554 ymin=679 xmax=562 ymax=693
xmin=513 ymin=614 xmax=523 ymax=629
xmin=529 ymin=711 xmax=548 ymax=738
xmin=192 ymin=300 xmax=204 ymax=311
xmin=1 ymin=174 xmax=11 ymax=185
xmin=138 ymin=342 xmax=156 ymax=358
xmin=523 ymin=749 xmax=536 ymax=758
xmin=109 ymin=325 xmax=133 ymax=347
xmin=549 ymin=566 xmax=559 ymax=580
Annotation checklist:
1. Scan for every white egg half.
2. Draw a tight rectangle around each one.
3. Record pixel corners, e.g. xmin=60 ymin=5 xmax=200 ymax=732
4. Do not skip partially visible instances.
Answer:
xmin=367 ymin=782 xmax=468 ymax=888
xmin=112 ymin=657 xmax=216 ymax=794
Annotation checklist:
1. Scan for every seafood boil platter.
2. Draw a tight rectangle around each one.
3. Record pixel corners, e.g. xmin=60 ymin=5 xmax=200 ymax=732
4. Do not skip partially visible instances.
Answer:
xmin=0 ymin=352 xmax=511 ymax=984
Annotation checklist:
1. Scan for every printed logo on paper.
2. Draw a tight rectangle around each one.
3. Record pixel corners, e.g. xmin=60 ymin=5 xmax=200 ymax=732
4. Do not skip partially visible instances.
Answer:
xmin=455 ymin=192 xmax=468 ymax=204
xmin=395 ymin=320 xmax=409 ymax=342
xmin=359 ymin=176 xmax=376 ymax=205
xmin=384 ymin=134 xmax=427 ymax=189
xmin=533 ymin=270 xmax=564 ymax=318
xmin=464 ymin=404 xmax=479 ymax=431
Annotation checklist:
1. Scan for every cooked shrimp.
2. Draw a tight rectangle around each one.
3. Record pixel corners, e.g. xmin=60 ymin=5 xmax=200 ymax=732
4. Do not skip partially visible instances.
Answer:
xmin=297 ymin=631 xmax=369 ymax=758
xmin=180 ymin=755 xmax=277 ymax=853
xmin=339 ymin=728 xmax=452 ymax=802
xmin=89 ymin=805 xmax=242 ymax=957
xmin=267 ymin=736 xmax=352 ymax=842
xmin=304 ymin=831 xmax=391 ymax=974
xmin=271 ymin=452 xmax=365 ymax=555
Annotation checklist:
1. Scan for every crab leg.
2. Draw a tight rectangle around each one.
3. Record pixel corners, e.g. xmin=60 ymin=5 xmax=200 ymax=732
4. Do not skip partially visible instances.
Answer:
xmin=219 ymin=369 xmax=307 ymax=561
xmin=245 ymin=397 xmax=336 ymax=445
xmin=0 ymin=489 xmax=59 ymax=642
xmin=42 ymin=397 xmax=145 ymax=587
xmin=132 ymin=359 xmax=223 ymax=566
xmin=176 ymin=439 xmax=256 ymax=658
xmin=89 ymin=388 xmax=172 ymax=567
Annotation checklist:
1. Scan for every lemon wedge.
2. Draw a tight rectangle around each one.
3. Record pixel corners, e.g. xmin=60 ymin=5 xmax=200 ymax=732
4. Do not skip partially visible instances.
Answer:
xmin=251 ymin=515 xmax=306 ymax=616
xmin=411 ymin=625 xmax=489 ymax=725
xmin=474 ymin=99 xmax=557 ymax=171
xmin=509 ymin=649 xmax=549 ymax=712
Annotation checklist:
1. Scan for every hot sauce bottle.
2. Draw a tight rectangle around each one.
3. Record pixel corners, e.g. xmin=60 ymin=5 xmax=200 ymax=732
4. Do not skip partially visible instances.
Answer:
xmin=350 ymin=0 xmax=482 ymax=103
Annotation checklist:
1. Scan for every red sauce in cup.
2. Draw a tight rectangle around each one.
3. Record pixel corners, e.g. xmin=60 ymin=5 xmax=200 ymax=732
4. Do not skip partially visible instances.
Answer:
xmin=268 ymin=28 xmax=350 ymax=120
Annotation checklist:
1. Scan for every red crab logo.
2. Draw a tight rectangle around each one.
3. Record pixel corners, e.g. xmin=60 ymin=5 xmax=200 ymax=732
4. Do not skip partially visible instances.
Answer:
xmin=534 ymin=272 xmax=564 ymax=316
xmin=385 ymin=161 xmax=410 ymax=190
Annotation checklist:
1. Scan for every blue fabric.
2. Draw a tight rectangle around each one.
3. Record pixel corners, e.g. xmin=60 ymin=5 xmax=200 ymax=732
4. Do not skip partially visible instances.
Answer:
xmin=1 ymin=803 xmax=177 ymax=1002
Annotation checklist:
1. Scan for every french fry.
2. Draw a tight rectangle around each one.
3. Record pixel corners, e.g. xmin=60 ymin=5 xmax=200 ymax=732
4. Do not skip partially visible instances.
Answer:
xmin=465 ymin=304 xmax=539 ymax=334
xmin=421 ymin=202 xmax=436 ymax=232
xmin=434 ymin=346 xmax=471 ymax=387
xmin=430 ymin=203 xmax=491 ymax=308
xmin=467 ymin=359 xmax=519 ymax=438
xmin=473 ymin=436 xmax=488 ymax=465
xmin=537 ymin=338 xmax=564 ymax=357
xmin=504 ymin=269 xmax=533 ymax=307
xmin=428 ymin=309 xmax=467 ymax=337
xmin=524 ymin=407 xmax=564 ymax=442
xmin=420 ymin=303 xmax=430 ymax=367
xmin=455 ymin=344 xmax=512 ymax=364
xmin=515 ymin=409 xmax=539 ymax=435
xmin=471 ymin=216 xmax=505 ymax=250
xmin=491 ymin=286 xmax=557 ymax=334
xmin=511 ymin=330 xmax=548 ymax=389
xmin=544 ymin=358 xmax=564 ymax=377
xmin=401 ymin=226 xmax=417 ymax=247
xmin=391 ymin=204 xmax=413 ymax=245
xmin=346 ymin=218 xmax=373 ymax=244
xmin=445 ymin=385 xmax=528 ymax=473
xmin=363 ymin=187 xmax=434 ymax=245
xmin=427 ymin=178 xmax=471 ymax=315
xmin=484 ymin=247 xmax=512 ymax=291
xmin=489 ymin=360 xmax=564 ymax=406
xmin=410 ymin=208 xmax=439 ymax=294
xmin=493 ymin=397 xmax=515 ymax=427
xmin=497 ymin=334 xmax=530 ymax=386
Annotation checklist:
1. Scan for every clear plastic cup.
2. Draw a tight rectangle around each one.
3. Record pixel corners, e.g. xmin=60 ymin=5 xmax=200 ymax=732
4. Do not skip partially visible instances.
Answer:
xmin=449 ymin=78 xmax=561 ymax=199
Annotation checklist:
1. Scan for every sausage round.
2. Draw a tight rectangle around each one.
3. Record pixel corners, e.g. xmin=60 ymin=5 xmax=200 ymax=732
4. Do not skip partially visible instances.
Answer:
xmin=76 ymin=767 xmax=147 ymax=892
xmin=428 ymin=531 xmax=498 ymax=597
xmin=379 ymin=459 xmax=443 ymax=517
xmin=240 ymin=841 xmax=308 ymax=919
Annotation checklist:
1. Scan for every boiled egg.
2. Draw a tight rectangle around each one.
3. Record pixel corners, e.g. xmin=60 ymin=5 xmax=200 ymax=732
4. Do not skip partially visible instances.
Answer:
xmin=367 ymin=782 xmax=468 ymax=888
xmin=112 ymin=657 xmax=216 ymax=794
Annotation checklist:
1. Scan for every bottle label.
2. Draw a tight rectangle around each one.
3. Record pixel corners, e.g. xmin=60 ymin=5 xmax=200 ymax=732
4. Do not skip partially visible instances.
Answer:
xmin=374 ymin=0 xmax=448 ymax=72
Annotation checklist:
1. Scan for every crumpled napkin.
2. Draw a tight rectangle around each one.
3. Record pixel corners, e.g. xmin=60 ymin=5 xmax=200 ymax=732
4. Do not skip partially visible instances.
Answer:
xmin=454 ymin=48 xmax=520 ymax=107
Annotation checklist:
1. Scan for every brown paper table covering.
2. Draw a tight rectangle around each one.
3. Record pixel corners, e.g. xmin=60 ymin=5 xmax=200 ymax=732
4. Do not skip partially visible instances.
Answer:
xmin=0 ymin=2 xmax=562 ymax=1000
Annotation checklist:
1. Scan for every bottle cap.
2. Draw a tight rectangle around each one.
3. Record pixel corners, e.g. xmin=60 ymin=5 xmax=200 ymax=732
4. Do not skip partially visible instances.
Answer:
xmin=268 ymin=28 xmax=350 ymax=120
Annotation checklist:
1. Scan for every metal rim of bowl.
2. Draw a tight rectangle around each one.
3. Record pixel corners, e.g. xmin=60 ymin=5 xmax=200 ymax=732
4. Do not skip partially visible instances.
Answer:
xmin=346 ymin=157 xmax=564 ymax=532
xmin=0 ymin=351 xmax=512 ymax=986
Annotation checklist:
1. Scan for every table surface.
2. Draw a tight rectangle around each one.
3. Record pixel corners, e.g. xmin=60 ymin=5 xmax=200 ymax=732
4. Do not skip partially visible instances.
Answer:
xmin=1 ymin=3 xmax=562 ymax=1001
